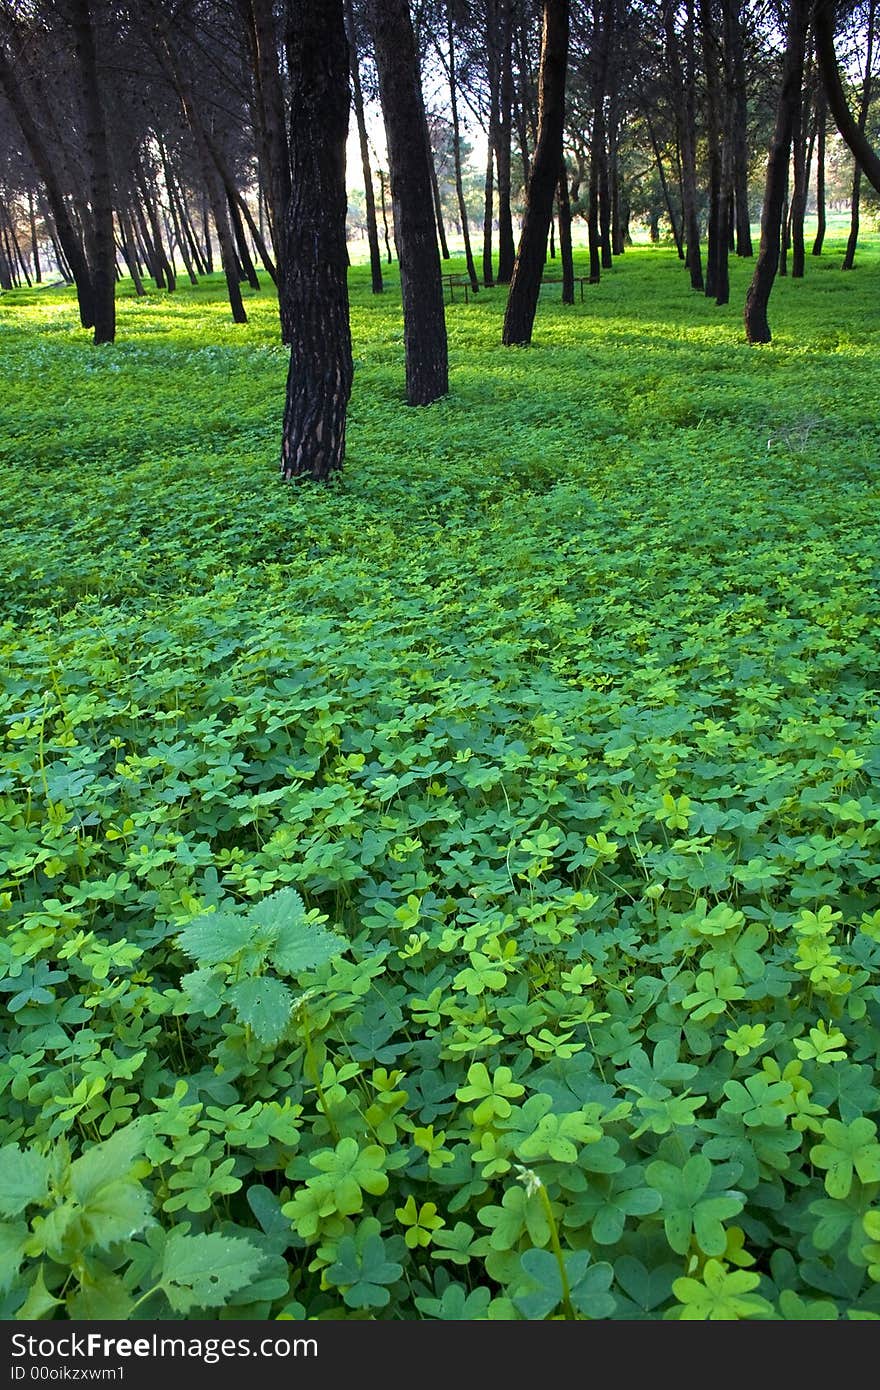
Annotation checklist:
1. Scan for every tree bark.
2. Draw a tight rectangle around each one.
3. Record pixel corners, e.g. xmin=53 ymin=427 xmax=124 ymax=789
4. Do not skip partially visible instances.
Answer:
xmin=368 ymin=0 xmax=448 ymax=404
xmin=280 ymin=0 xmax=352 ymax=481
xmin=502 ymin=0 xmax=570 ymax=346
xmin=744 ymin=0 xmax=811 ymax=343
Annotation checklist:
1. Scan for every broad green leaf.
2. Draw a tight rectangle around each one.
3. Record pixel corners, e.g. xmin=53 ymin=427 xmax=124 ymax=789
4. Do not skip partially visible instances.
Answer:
xmin=270 ymin=918 xmax=347 ymax=976
xmin=69 ymin=1118 xmax=150 ymax=1203
xmin=0 ymin=1145 xmax=50 ymax=1217
xmin=0 ymin=1220 xmax=29 ymax=1293
xmin=227 ymin=976 xmax=294 ymax=1045
xmin=175 ymin=914 xmax=253 ymax=966
xmin=160 ymin=1231 xmax=266 ymax=1313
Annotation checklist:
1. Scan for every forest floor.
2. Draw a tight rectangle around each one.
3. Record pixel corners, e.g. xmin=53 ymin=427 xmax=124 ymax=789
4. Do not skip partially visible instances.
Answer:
xmin=1 ymin=232 xmax=879 ymax=1322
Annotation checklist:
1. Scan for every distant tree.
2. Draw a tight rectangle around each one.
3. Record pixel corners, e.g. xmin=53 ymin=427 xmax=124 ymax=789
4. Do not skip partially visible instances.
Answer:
xmin=502 ymin=0 xmax=570 ymax=346
xmin=279 ymin=0 xmax=353 ymax=480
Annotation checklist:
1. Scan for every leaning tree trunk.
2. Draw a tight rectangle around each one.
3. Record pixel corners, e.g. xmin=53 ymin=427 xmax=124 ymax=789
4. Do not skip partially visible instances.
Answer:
xmin=744 ymin=0 xmax=810 ymax=343
xmin=368 ymin=0 xmax=448 ymax=405
xmin=280 ymin=0 xmax=352 ymax=481
xmin=814 ymin=0 xmax=880 ymax=193
xmin=502 ymin=0 xmax=570 ymax=346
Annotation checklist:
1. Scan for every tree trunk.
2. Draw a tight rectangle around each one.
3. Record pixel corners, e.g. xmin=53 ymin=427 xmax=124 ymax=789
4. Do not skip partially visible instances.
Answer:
xmin=345 ymin=0 xmax=383 ymax=293
xmin=280 ymin=0 xmax=352 ymax=481
xmin=28 ymin=190 xmax=41 ymax=284
xmin=812 ymin=90 xmax=827 ymax=253
xmin=426 ymin=113 xmax=451 ymax=261
xmin=488 ymin=0 xmax=516 ymax=282
xmin=790 ymin=67 xmax=808 ymax=277
xmin=503 ymin=0 xmax=570 ymax=346
xmin=378 ymin=169 xmax=393 ymax=262
xmin=70 ymin=0 xmax=115 ymax=342
xmin=368 ymin=0 xmax=448 ymax=404
xmin=646 ymin=111 xmax=684 ymax=256
xmin=482 ymin=146 xmax=495 ymax=286
xmin=136 ymin=164 xmax=176 ymax=291
xmin=447 ymin=4 xmax=479 ymax=294
xmin=729 ymin=0 xmax=753 ymax=255
xmin=841 ymin=0 xmax=875 ymax=270
xmin=238 ymin=0 xmax=289 ymax=268
xmin=664 ymin=0 xmax=703 ymax=288
xmin=701 ymin=0 xmax=730 ymax=303
xmin=558 ymin=161 xmax=574 ymax=302
xmin=744 ymin=0 xmax=810 ymax=343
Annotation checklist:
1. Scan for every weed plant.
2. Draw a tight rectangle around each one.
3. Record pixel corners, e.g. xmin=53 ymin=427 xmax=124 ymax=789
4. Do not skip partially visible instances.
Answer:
xmin=0 ymin=237 xmax=879 ymax=1320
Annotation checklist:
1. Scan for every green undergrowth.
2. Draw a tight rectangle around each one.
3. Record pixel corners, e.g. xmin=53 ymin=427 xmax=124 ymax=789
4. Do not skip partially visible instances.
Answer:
xmin=1 ymin=238 xmax=879 ymax=1322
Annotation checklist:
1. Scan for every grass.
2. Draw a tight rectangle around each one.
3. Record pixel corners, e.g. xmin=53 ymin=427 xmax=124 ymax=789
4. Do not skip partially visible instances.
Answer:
xmin=1 ymin=233 xmax=879 ymax=1322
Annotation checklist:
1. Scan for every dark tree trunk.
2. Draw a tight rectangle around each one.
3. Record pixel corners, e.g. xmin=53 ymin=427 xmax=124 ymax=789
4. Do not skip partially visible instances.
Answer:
xmin=701 ymin=0 xmax=730 ymax=304
xmin=70 ymin=0 xmax=115 ymax=342
xmin=744 ymin=0 xmax=810 ymax=343
xmin=842 ymin=168 xmax=862 ymax=269
xmin=158 ymin=141 xmax=198 ymax=285
xmin=664 ymin=0 xmax=703 ymax=288
xmin=646 ymin=111 xmax=684 ymax=256
xmin=378 ymin=169 xmax=393 ymax=262
xmin=812 ymin=90 xmax=827 ymax=253
xmin=201 ymin=196 xmax=214 ymax=273
xmin=447 ymin=4 xmax=479 ymax=294
xmin=557 ymin=161 xmax=574 ymax=302
xmin=841 ymin=0 xmax=875 ymax=270
xmin=425 ymin=113 xmax=451 ymax=261
xmin=790 ymin=69 xmax=808 ymax=277
xmin=488 ymin=0 xmax=516 ymax=282
xmin=118 ymin=209 xmax=146 ymax=294
xmin=237 ymin=0 xmax=289 ymax=268
xmin=135 ymin=155 xmax=176 ymax=291
xmin=503 ymin=0 xmax=570 ymax=346
xmin=132 ymin=194 xmax=163 ymax=287
xmin=729 ymin=0 xmax=753 ymax=255
xmin=0 ymin=47 xmax=94 ymax=325
xmin=482 ymin=146 xmax=495 ymax=286
xmin=280 ymin=0 xmax=352 ymax=482
xmin=28 ymin=191 xmax=41 ymax=284
xmin=345 ymin=0 xmax=382 ymax=293
xmin=368 ymin=0 xmax=448 ymax=404
xmin=147 ymin=3 xmax=246 ymax=321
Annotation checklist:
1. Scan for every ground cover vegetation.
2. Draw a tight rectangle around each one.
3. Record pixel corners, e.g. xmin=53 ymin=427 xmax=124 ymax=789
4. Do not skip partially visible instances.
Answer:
xmin=1 ymin=234 xmax=880 ymax=1320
